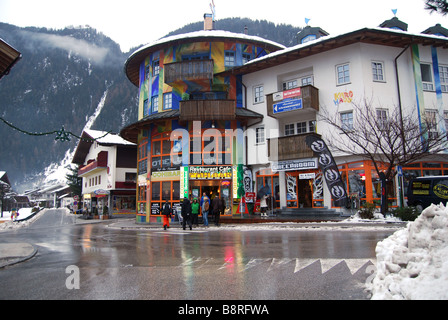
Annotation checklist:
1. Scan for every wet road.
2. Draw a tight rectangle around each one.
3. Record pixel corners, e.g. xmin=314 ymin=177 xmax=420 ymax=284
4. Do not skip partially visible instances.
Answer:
xmin=0 ymin=209 xmax=398 ymax=300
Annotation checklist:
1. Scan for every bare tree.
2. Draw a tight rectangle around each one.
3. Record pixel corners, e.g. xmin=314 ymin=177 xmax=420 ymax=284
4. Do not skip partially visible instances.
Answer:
xmin=320 ymin=98 xmax=448 ymax=212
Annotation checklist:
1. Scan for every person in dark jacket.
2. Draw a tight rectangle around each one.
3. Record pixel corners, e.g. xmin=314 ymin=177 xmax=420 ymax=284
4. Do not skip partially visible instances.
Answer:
xmin=162 ymin=200 xmax=172 ymax=230
xmin=212 ymin=194 xmax=221 ymax=226
xmin=181 ymin=197 xmax=192 ymax=230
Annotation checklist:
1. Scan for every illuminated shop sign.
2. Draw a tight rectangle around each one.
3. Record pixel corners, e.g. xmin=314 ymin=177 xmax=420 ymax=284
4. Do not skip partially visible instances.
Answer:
xmin=189 ymin=166 xmax=232 ymax=180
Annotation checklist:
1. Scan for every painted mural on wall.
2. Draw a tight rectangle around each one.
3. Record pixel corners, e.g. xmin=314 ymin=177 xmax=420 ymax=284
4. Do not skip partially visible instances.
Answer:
xmin=137 ymin=41 xmax=272 ymax=119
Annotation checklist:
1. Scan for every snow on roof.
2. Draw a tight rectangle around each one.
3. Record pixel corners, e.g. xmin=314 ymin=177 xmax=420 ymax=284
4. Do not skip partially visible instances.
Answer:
xmin=84 ymin=129 xmax=135 ymax=146
xmin=243 ymin=26 xmax=448 ymax=68
xmin=129 ymin=30 xmax=286 ymax=58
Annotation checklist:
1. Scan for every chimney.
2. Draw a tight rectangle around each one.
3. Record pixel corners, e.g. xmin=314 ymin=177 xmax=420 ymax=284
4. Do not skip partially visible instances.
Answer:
xmin=204 ymin=13 xmax=214 ymax=31
xmin=244 ymin=26 xmax=248 ymax=35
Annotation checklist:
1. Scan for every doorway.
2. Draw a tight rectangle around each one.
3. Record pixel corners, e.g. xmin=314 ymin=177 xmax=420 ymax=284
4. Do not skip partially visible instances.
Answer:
xmin=297 ymin=179 xmax=312 ymax=208
xmin=190 ymin=180 xmax=231 ymax=215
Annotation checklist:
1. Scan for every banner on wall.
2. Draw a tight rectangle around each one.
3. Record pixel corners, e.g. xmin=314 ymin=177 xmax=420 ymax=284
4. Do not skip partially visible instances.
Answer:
xmin=305 ymin=135 xmax=348 ymax=207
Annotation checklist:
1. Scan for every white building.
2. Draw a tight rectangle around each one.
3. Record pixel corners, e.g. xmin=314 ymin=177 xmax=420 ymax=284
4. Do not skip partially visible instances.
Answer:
xmin=233 ymin=19 xmax=448 ymax=212
xmin=72 ymin=129 xmax=137 ymax=216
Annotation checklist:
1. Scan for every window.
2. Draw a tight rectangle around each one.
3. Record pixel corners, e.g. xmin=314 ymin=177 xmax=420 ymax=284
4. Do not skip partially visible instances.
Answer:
xmin=254 ymin=85 xmax=264 ymax=103
xmin=151 ymin=96 xmax=159 ymax=113
xmin=242 ymin=53 xmax=251 ymax=64
xmin=440 ymin=65 xmax=448 ymax=92
xmin=421 ymin=63 xmax=434 ymax=91
xmin=145 ymin=64 xmax=150 ymax=80
xmin=301 ymin=34 xmax=317 ymax=44
xmin=163 ymin=93 xmax=172 ymax=110
xmin=376 ymin=109 xmax=388 ymax=130
xmin=143 ymin=99 xmax=149 ymax=116
xmin=152 ymin=59 xmax=160 ymax=76
xmin=282 ymin=79 xmax=298 ymax=91
xmin=256 ymin=126 xmax=265 ymax=144
xmin=309 ymin=120 xmax=316 ymax=133
xmin=138 ymin=138 xmax=148 ymax=175
xmin=372 ymin=61 xmax=385 ymax=82
xmin=285 ymin=123 xmax=295 ymax=136
xmin=301 ymin=76 xmax=313 ymax=86
xmin=336 ymin=63 xmax=350 ymax=85
xmin=297 ymin=121 xmax=307 ymax=134
xmin=224 ymin=51 xmax=235 ymax=67
xmin=425 ymin=110 xmax=438 ymax=139
xmin=340 ymin=111 xmax=353 ymax=130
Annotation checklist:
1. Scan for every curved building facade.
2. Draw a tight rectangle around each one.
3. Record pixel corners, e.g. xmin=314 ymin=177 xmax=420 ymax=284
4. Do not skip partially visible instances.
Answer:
xmin=121 ymin=27 xmax=284 ymax=223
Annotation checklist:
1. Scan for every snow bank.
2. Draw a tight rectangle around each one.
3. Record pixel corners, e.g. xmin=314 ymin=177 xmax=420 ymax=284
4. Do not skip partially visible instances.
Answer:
xmin=0 ymin=207 xmax=45 ymax=231
xmin=371 ymin=203 xmax=448 ymax=299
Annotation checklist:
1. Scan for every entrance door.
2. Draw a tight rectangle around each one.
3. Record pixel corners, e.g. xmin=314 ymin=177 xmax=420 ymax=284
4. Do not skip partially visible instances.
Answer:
xmin=297 ymin=179 xmax=312 ymax=208
xmin=190 ymin=180 xmax=231 ymax=215
xmin=286 ymin=174 xmax=313 ymax=208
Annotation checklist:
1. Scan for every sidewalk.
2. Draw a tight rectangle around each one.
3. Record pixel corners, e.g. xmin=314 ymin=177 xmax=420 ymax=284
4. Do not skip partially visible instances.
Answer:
xmin=0 ymin=242 xmax=37 ymax=268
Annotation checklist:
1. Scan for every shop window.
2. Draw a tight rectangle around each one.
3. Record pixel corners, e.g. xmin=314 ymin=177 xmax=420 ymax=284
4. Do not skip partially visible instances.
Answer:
xmin=138 ymin=139 xmax=148 ymax=175
xmin=150 ymin=133 xmax=181 ymax=171
xmin=256 ymin=170 xmax=280 ymax=210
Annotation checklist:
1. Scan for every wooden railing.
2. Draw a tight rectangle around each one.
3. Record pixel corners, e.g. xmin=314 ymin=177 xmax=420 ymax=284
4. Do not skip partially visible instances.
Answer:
xmin=268 ymin=133 xmax=318 ymax=161
xmin=179 ymin=99 xmax=236 ymax=122
xmin=164 ymin=60 xmax=214 ymax=84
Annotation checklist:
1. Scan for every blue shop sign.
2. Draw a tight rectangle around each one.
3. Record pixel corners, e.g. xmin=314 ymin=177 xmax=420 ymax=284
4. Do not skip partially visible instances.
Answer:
xmin=273 ymin=98 xmax=302 ymax=114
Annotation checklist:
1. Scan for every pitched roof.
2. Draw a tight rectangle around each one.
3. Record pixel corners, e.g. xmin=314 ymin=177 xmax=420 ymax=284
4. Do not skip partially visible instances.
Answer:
xmin=72 ymin=130 xmax=135 ymax=164
xmin=218 ymin=27 xmax=448 ymax=76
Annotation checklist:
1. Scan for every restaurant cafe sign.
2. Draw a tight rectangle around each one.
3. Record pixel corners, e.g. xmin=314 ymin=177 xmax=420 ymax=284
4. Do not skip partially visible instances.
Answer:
xmin=189 ymin=166 xmax=232 ymax=180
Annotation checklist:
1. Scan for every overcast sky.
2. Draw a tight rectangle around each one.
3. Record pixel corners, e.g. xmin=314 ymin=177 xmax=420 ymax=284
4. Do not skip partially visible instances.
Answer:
xmin=0 ymin=0 xmax=446 ymax=52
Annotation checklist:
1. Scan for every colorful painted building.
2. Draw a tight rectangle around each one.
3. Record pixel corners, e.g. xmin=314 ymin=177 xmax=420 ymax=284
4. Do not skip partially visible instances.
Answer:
xmin=120 ymin=16 xmax=285 ymax=223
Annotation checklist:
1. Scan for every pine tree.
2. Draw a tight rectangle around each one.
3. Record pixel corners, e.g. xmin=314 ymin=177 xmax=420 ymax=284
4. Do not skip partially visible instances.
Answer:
xmin=65 ymin=165 xmax=82 ymax=197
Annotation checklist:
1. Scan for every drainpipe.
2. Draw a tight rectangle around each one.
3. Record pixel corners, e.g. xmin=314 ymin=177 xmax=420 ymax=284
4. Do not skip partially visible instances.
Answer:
xmin=394 ymin=44 xmax=410 ymax=156
xmin=394 ymin=44 xmax=410 ymax=208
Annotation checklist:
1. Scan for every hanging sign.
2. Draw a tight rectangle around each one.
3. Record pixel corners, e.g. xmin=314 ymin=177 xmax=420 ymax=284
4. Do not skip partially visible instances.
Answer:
xmin=180 ymin=166 xmax=189 ymax=199
xmin=305 ymin=135 xmax=348 ymax=207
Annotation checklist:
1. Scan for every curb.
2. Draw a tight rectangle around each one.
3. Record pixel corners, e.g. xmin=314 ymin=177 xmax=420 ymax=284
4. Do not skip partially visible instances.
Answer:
xmin=0 ymin=243 xmax=38 ymax=268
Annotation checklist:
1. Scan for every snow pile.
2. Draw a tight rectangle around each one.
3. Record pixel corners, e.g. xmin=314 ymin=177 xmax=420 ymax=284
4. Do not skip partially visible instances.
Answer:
xmin=0 ymin=208 xmax=45 ymax=231
xmin=371 ymin=203 xmax=448 ymax=299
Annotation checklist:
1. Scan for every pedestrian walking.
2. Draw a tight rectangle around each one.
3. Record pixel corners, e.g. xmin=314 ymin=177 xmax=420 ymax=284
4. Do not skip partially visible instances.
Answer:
xmin=181 ymin=197 xmax=192 ymax=230
xmin=162 ymin=200 xmax=172 ymax=230
xmin=260 ymin=194 xmax=268 ymax=217
xmin=191 ymin=198 xmax=200 ymax=227
xmin=212 ymin=194 xmax=220 ymax=226
xmin=200 ymin=192 xmax=210 ymax=227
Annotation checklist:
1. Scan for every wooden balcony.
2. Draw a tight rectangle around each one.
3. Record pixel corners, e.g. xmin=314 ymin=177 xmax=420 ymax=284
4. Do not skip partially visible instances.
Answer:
xmin=179 ymin=99 xmax=236 ymax=122
xmin=266 ymin=85 xmax=319 ymax=119
xmin=78 ymin=151 xmax=108 ymax=177
xmin=164 ymin=60 xmax=214 ymax=84
xmin=268 ymin=133 xmax=319 ymax=161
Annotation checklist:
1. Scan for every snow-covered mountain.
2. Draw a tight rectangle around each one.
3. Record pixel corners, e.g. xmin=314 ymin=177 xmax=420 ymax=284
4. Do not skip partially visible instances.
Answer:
xmin=0 ymin=23 xmax=138 ymax=192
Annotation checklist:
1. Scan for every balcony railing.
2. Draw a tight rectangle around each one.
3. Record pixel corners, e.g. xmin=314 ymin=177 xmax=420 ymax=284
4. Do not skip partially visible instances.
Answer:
xmin=268 ymin=132 xmax=319 ymax=161
xmin=78 ymin=151 xmax=108 ymax=177
xmin=266 ymin=85 xmax=319 ymax=118
xmin=164 ymin=60 xmax=214 ymax=84
xmin=179 ymin=99 xmax=236 ymax=122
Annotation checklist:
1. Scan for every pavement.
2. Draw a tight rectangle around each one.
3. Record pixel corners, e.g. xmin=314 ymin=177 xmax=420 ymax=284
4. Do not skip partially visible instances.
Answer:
xmin=0 ymin=213 xmax=406 ymax=268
